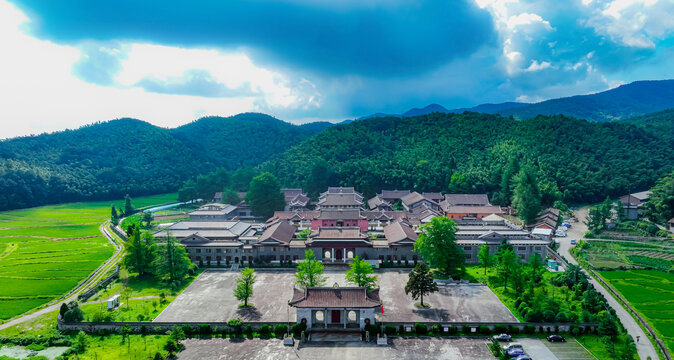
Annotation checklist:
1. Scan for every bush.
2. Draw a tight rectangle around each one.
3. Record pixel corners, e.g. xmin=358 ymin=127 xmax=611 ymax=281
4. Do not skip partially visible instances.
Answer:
xmin=462 ymin=325 xmax=471 ymax=334
xmin=273 ymin=324 xmax=288 ymax=337
xmin=478 ymin=325 xmax=490 ymax=335
xmin=199 ymin=324 xmax=211 ymax=335
xmin=245 ymin=324 xmax=253 ymax=337
xmin=26 ymin=344 xmax=45 ymax=351
xmin=258 ymin=324 xmax=271 ymax=337
xmin=555 ymin=312 xmax=569 ymax=323
xmin=364 ymin=324 xmax=379 ymax=335
xmin=571 ymin=326 xmax=580 ymax=336
xmin=524 ymin=325 xmax=536 ymax=334
xmin=525 ymin=309 xmax=542 ymax=322
xmin=291 ymin=323 xmax=306 ymax=338
xmin=63 ymin=307 xmax=84 ymax=323
xmin=543 ymin=310 xmax=556 ymax=322
xmin=227 ymin=318 xmax=244 ymax=334
xmin=447 ymin=325 xmax=458 ymax=335
xmin=384 ymin=325 xmax=397 ymax=336
xmin=414 ymin=323 xmax=427 ymax=335
xmin=494 ymin=324 xmax=508 ymax=334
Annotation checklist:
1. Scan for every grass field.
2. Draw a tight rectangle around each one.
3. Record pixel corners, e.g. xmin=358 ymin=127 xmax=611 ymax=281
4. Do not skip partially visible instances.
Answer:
xmin=576 ymin=240 xmax=674 ymax=271
xmin=0 ymin=193 xmax=177 ymax=320
xmin=600 ymin=270 xmax=674 ymax=355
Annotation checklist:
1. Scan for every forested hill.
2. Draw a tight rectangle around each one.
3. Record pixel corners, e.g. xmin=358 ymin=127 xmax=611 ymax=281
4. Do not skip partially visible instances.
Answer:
xmin=0 ymin=113 xmax=319 ymax=211
xmin=261 ymin=112 xmax=674 ymax=204
xmin=498 ymin=79 xmax=674 ymax=122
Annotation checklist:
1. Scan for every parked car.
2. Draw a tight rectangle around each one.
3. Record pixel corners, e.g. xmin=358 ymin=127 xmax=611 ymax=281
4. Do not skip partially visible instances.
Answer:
xmin=570 ymin=239 xmax=576 ymax=245
xmin=547 ymin=334 xmax=566 ymax=342
xmin=493 ymin=333 xmax=512 ymax=342
xmin=503 ymin=343 xmax=523 ymax=352
xmin=516 ymin=356 xmax=532 ymax=360
xmin=507 ymin=348 xmax=526 ymax=357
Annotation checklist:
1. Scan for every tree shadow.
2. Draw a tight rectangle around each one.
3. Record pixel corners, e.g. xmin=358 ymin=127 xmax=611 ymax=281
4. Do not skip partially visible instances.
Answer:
xmin=411 ymin=308 xmax=450 ymax=322
xmin=236 ymin=306 xmax=261 ymax=321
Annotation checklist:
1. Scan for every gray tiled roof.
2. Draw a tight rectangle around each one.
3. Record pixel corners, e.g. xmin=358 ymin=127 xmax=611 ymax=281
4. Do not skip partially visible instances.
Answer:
xmin=444 ymin=194 xmax=490 ymax=206
xmin=289 ymin=287 xmax=380 ymax=308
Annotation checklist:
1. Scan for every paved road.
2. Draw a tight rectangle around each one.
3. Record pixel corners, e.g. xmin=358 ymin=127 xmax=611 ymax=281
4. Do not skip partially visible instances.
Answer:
xmin=557 ymin=207 xmax=658 ymax=360
xmin=0 ymin=222 xmax=123 ymax=330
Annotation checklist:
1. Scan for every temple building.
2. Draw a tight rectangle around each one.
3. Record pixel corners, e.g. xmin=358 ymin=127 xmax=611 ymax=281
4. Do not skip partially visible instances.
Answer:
xmin=290 ymin=286 xmax=380 ymax=329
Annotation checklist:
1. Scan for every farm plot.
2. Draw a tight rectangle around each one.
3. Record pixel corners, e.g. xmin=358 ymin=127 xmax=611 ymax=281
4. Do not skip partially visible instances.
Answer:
xmin=599 ymin=270 xmax=674 ymax=354
xmin=0 ymin=193 xmax=176 ymax=320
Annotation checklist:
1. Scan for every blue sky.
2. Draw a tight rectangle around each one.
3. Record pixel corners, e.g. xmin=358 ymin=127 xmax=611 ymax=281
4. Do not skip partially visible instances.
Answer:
xmin=1 ymin=0 xmax=673 ymax=138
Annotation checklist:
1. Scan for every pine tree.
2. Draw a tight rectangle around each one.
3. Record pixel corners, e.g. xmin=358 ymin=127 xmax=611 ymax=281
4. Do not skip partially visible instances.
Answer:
xmin=511 ymin=166 xmax=542 ymax=224
xmin=124 ymin=194 xmax=134 ymax=215
xmin=124 ymin=228 xmax=156 ymax=277
xmin=477 ymin=245 xmax=493 ymax=279
xmin=110 ymin=205 xmax=119 ymax=225
xmin=405 ymin=262 xmax=438 ymax=307
xmin=154 ymin=235 xmax=193 ymax=285
xmin=496 ymin=248 xmax=518 ymax=292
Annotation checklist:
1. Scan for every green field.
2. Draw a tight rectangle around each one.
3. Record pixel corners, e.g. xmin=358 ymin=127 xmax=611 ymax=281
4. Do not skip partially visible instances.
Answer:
xmin=576 ymin=240 xmax=674 ymax=271
xmin=600 ymin=270 xmax=674 ymax=354
xmin=0 ymin=193 xmax=177 ymax=320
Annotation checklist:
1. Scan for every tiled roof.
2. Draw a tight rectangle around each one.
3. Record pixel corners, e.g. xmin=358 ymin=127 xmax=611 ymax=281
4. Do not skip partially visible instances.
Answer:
xmin=259 ymin=220 xmax=295 ymax=244
xmin=362 ymin=211 xmax=408 ymax=220
xmin=422 ymin=192 xmax=443 ymax=201
xmin=380 ymin=190 xmax=411 ymax=200
xmin=383 ymin=221 xmax=418 ymax=244
xmin=281 ymin=188 xmax=304 ymax=202
xmin=367 ymin=195 xmax=391 ymax=209
xmin=443 ymin=205 xmax=504 ymax=214
xmin=444 ymin=194 xmax=490 ymax=206
xmin=289 ymin=287 xmax=380 ymax=308
xmin=318 ymin=193 xmax=363 ymax=206
xmin=311 ymin=227 xmax=367 ymax=240
xmin=271 ymin=211 xmax=320 ymax=220
xmin=315 ymin=210 xmax=364 ymax=220
xmin=400 ymin=192 xmax=438 ymax=207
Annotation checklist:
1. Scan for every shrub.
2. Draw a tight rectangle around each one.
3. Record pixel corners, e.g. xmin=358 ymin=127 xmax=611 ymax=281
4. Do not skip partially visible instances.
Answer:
xmin=494 ymin=324 xmax=507 ymax=334
xmin=199 ymin=324 xmax=211 ymax=335
xmin=385 ymin=325 xmax=397 ymax=336
xmin=273 ymin=324 xmax=288 ymax=337
xmin=245 ymin=324 xmax=253 ymax=336
xmin=26 ymin=344 xmax=45 ymax=351
xmin=447 ymin=325 xmax=458 ymax=335
xmin=555 ymin=312 xmax=569 ymax=323
xmin=430 ymin=325 xmax=440 ymax=334
xmin=258 ymin=324 xmax=271 ymax=337
xmin=291 ymin=323 xmax=306 ymax=338
xmin=462 ymin=325 xmax=471 ymax=334
xmin=524 ymin=325 xmax=535 ymax=334
xmin=63 ymin=307 xmax=84 ymax=323
xmin=543 ymin=310 xmax=556 ymax=322
xmin=228 ymin=318 xmax=244 ymax=334
xmin=364 ymin=324 xmax=379 ymax=335
xmin=478 ymin=325 xmax=490 ymax=335
xmin=414 ymin=323 xmax=427 ymax=335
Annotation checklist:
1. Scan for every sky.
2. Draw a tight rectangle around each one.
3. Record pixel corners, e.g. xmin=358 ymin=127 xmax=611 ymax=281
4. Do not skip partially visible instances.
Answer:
xmin=0 ymin=0 xmax=673 ymax=138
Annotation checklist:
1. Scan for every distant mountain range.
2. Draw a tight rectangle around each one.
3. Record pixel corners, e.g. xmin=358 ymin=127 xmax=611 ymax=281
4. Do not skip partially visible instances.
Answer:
xmin=354 ymin=79 xmax=674 ymax=122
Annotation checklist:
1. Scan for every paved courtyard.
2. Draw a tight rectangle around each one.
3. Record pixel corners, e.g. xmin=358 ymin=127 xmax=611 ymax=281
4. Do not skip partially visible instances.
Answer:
xmin=155 ymin=269 xmax=516 ymax=323
xmin=177 ymin=337 xmax=493 ymax=360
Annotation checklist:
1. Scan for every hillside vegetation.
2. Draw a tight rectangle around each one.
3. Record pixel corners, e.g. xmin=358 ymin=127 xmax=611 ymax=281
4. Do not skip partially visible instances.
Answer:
xmin=262 ymin=112 xmax=674 ymax=203
xmin=0 ymin=113 xmax=318 ymax=211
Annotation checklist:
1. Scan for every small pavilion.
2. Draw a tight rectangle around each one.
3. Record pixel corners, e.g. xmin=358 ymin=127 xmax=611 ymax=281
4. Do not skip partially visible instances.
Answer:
xmin=289 ymin=286 xmax=380 ymax=329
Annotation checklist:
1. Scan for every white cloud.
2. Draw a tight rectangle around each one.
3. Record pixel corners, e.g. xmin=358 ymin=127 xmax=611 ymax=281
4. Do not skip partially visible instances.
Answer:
xmin=506 ymin=13 xmax=553 ymax=30
xmin=583 ymin=0 xmax=674 ymax=48
xmin=0 ymin=0 xmax=321 ymax=139
xmin=525 ymin=60 xmax=552 ymax=72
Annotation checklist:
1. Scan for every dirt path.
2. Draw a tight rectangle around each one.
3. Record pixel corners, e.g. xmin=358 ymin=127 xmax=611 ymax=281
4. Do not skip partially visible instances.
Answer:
xmin=557 ymin=206 xmax=659 ymax=360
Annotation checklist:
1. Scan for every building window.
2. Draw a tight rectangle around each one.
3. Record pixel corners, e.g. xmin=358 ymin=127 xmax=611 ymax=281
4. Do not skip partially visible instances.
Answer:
xmin=518 ymin=247 xmax=526 ymax=251
xmin=379 ymin=255 xmax=384 ymax=261
xmin=535 ymin=246 xmax=541 ymax=251
xmin=216 ymin=256 xmax=222 ymax=261
xmin=216 ymin=249 xmax=221 ymax=253
xmin=207 ymin=249 xmax=211 ymax=253
xmin=196 ymin=256 xmax=201 ymax=261
xmin=324 ymin=251 xmax=331 ymax=258
xmin=260 ymin=247 xmax=264 ymax=252
xmin=242 ymin=256 xmax=247 ymax=261
xmin=196 ymin=249 xmax=201 ymax=253
xmin=206 ymin=256 xmax=211 ymax=261
xmin=466 ymin=254 xmax=472 ymax=259
xmin=226 ymin=256 xmax=231 ymax=261
xmin=463 ymin=246 xmax=471 ymax=251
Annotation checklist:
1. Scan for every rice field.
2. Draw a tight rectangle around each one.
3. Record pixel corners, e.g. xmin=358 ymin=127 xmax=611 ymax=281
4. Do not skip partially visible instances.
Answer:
xmin=600 ymin=270 xmax=674 ymax=354
xmin=0 ymin=193 xmax=176 ymax=320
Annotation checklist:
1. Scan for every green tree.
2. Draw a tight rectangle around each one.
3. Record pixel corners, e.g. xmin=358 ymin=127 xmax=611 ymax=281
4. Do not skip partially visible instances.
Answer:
xmin=234 ymin=267 xmax=256 ymax=307
xmin=448 ymin=172 xmax=472 ymax=193
xmin=529 ymin=252 xmax=543 ymax=283
xmin=71 ymin=330 xmax=88 ymax=353
xmin=141 ymin=211 xmax=153 ymax=229
xmin=221 ymin=187 xmax=241 ymax=204
xmin=477 ymin=245 xmax=493 ymax=279
xmin=124 ymin=194 xmax=134 ymax=215
xmin=413 ymin=217 xmax=465 ymax=277
xmin=404 ymin=262 xmax=438 ymax=307
xmin=496 ymin=248 xmax=519 ymax=292
xmin=494 ymin=156 xmax=519 ymax=206
xmin=195 ymin=167 xmax=231 ymax=200
xmin=642 ymin=171 xmax=674 ymax=225
xmin=511 ymin=167 xmax=542 ymax=224
xmin=110 ymin=205 xmax=119 ymax=225
xmin=297 ymin=229 xmax=311 ymax=239
xmin=154 ymin=235 xmax=193 ymax=285
xmin=245 ymin=172 xmax=285 ymax=218
xmin=345 ymin=256 xmax=378 ymax=290
xmin=295 ymin=249 xmax=326 ymax=288
xmin=124 ymin=228 xmax=156 ymax=277
xmin=164 ymin=339 xmax=180 ymax=356
xmin=178 ymin=179 xmax=198 ymax=203
xmin=231 ymin=166 xmax=260 ymax=192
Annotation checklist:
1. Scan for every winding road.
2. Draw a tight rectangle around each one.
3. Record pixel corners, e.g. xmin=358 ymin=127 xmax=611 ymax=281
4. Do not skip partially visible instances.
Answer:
xmin=0 ymin=221 xmax=124 ymax=330
xmin=557 ymin=207 xmax=659 ymax=360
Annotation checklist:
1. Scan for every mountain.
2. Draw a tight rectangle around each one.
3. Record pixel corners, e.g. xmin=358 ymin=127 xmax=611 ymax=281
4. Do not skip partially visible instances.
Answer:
xmin=299 ymin=121 xmax=334 ymax=132
xmin=0 ymin=113 xmax=319 ymax=211
xmin=262 ymin=112 xmax=674 ymax=203
xmin=498 ymin=79 xmax=674 ymax=121
xmin=402 ymin=104 xmax=449 ymax=117
xmin=357 ymin=79 xmax=674 ymax=122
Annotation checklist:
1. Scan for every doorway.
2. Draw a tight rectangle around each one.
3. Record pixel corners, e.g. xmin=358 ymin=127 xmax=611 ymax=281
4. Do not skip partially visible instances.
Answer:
xmin=331 ymin=310 xmax=340 ymax=323
xmin=335 ymin=249 xmax=343 ymax=260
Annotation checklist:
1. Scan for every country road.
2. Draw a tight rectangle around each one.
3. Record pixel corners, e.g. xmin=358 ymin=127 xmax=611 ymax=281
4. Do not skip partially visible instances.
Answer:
xmin=557 ymin=207 xmax=659 ymax=360
xmin=0 ymin=221 xmax=124 ymax=330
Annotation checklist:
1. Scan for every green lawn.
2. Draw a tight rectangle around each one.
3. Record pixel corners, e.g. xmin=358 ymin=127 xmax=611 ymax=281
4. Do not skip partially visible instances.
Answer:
xmin=599 ymin=270 xmax=674 ymax=354
xmin=0 ymin=193 xmax=177 ymax=320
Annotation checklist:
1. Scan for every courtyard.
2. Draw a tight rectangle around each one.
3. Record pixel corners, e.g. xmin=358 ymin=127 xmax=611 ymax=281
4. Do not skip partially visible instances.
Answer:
xmin=155 ymin=269 xmax=517 ymax=323
xmin=176 ymin=337 xmax=494 ymax=360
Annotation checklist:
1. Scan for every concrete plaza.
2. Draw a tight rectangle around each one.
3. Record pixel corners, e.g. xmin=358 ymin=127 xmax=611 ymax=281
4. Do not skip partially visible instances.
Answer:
xmin=155 ymin=269 xmax=517 ymax=323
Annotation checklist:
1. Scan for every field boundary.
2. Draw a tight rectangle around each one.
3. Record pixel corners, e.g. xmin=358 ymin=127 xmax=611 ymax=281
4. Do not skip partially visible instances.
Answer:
xmin=589 ymin=268 xmax=672 ymax=360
